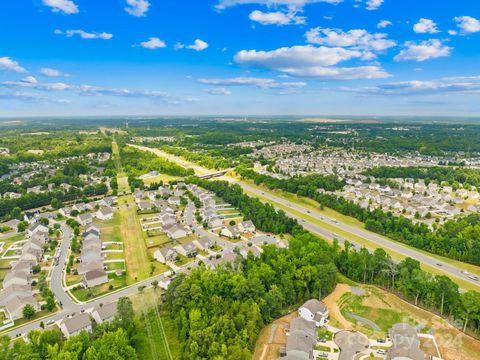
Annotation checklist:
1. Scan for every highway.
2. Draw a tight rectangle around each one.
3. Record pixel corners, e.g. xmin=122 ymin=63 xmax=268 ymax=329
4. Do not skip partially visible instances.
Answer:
xmin=129 ymin=144 xmax=480 ymax=289
xmin=230 ymin=179 xmax=480 ymax=288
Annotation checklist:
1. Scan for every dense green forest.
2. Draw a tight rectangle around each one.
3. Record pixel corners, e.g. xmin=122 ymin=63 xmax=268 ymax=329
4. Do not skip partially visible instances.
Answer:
xmin=237 ymin=168 xmax=480 ymax=265
xmin=236 ymin=165 xmax=345 ymax=192
xmin=364 ymin=166 xmax=480 ymax=189
xmin=120 ymin=146 xmax=194 ymax=177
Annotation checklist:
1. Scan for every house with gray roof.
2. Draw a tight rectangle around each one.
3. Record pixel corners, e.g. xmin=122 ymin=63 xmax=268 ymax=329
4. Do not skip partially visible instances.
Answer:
xmin=91 ymin=301 xmax=117 ymax=324
xmin=299 ymin=299 xmax=329 ymax=327
xmin=154 ymin=247 xmax=177 ymax=264
xmin=60 ymin=313 xmax=92 ymax=338
xmin=387 ymin=323 xmax=425 ymax=360
xmin=5 ymin=295 xmax=39 ymax=321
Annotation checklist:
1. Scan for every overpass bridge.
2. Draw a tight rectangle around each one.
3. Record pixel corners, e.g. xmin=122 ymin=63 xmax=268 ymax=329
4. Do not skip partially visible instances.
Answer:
xmin=198 ymin=169 xmax=232 ymax=179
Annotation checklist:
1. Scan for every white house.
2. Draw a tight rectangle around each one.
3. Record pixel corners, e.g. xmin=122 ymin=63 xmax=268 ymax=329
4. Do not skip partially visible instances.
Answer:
xmin=298 ymin=299 xmax=329 ymax=327
xmin=96 ymin=207 xmax=113 ymax=221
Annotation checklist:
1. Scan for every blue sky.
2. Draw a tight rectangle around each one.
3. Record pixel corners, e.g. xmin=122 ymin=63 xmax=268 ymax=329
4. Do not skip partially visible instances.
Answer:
xmin=1 ymin=0 xmax=480 ymax=116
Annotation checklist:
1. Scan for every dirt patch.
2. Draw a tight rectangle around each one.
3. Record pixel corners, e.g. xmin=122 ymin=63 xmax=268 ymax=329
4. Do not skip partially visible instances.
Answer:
xmin=323 ymin=284 xmax=354 ymax=330
xmin=253 ymin=312 xmax=296 ymax=360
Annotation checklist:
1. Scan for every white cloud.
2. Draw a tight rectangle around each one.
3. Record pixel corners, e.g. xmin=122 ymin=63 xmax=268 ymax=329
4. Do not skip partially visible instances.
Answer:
xmin=234 ymin=45 xmax=390 ymax=79
xmin=54 ymin=29 xmax=113 ymax=40
xmin=448 ymin=30 xmax=458 ymax=36
xmin=249 ymin=10 xmax=306 ymax=25
xmin=1 ymin=79 xmax=70 ymax=91
xmin=454 ymin=16 xmax=480 ymax=34
xmin=413 ymin=18 xmax=439 ymax=34
xmin=0 ymin=92 xmax=69 ymax=103
xmin=138 ymin=37 xmax=167 ymax=49
xmin=199 ymin=77 xmax=306 ymax=89
xmin=365 ymin=0 xmax=383 ymax=10
xmin=40 ymin=67 xmax=68 ymax=77
xmin=0 ymin=78 xmax=191 ymax=104
xmin=305 ymin=27 xmax=396 ymax=55
xmin=21 ymin=76 xmax=38 ymax=84
xmin=42 ymin=0 xmax=79 ymax=14
xmin=342 ymin=76 xmax=480 ymax=96
xmin=125 ymin=0 xmax=150 ymax=17
xmin=204 ymin=87 xmax=232 ymax=95
xmin=394 ymin=39 xmax=452 ymax=62
xmin=216 ymin=0 xmax=342 ymax=11
xmin=177 ymin=39 xmax=209 ymax=51
xmin=377 ymin=20 xmax=392 ymax=29
xmin=0 ymin=57 xmax=26 ymax=73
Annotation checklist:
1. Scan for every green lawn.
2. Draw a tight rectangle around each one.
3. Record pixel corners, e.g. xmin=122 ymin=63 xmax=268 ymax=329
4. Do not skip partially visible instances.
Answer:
xmin=145 ymin=234 xmax=171 ymax=248
xmin=71 ymin=274 xmax=127 ymax=301
xmin=339 ymin=291 xmax=417 ymax=337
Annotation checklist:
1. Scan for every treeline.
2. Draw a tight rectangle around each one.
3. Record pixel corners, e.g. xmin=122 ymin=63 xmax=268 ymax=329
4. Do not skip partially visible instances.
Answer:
xmin=337 ymin=244 xmax=480 ymax=332
xmin=316 ymin=193 xmax=480 ymax=265
xmin=187 ymin=177 xmax=298 ymax=234
xmin=159 ymin=146 xmax=240 ymax=170
xmin=236 ymin=165 xmax=345 ymax=192
xmin=0 ymin=184 xmax=108 ymax=220
xmin=0 ymin=297 xmax=137 ymax=360
xmin=364 ymin=166 xmax=480 ymax=189
xmin=121 ymin=146 xmax=194 ymax=177
xmin=166 ymin=232 xmax=338 ymax=359
xmin=237 ymin=168 xmax=480 ymax=265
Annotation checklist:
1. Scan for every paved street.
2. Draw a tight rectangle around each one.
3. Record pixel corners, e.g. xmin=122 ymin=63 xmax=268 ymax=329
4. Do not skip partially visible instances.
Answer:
xmin=228 ymin=179 xmax=480 ymax=288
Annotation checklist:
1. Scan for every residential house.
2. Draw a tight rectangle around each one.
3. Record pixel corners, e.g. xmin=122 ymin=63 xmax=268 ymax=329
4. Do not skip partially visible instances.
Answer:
xmin=26 ymin=223 xmax=48 ymax=238
xmin=238 ymin=220 xmax=256 ymax=233
xmin=221 ymin=225 xmax=241 ymax=239
xmin=153 ymin=247 xmax=177 ymax=264
xmin=163 ymin=224 xmax=188 ymax=239
xmin=299 ymin=299 xmax=329 ymax=327
xmin=5 ymin=295 xmax=39 ymax=321
xmin=91 ymin=301 xmax=117 ymax=324
xmin=167 ymin=196 xmax=181 ymax=206
xmin=138 ymin=200 xmax=153 ymax=211
xmin=96 ymin=207 xmax=113 ymax=221
xmin=77 ymin=213 xmax=93 ymax=226
xmin=83 ymin=269 xmax=108 ymax=288
xmin=386 ymin=323 xmax=425 ymax=360
xmin=176 ymin=242 xmax=197 ymax=257
xmin=194 ymin=236 xmax=214 ymax=251
xmin=60 ymin=313 xmax=92 ymax=338
xmin=0 ymin=284 xmax=32 ymax=306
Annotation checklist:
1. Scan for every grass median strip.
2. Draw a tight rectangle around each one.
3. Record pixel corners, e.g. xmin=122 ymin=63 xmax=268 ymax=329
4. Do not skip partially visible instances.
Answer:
xmin=242 ymin=187 xmax=480 ymax=291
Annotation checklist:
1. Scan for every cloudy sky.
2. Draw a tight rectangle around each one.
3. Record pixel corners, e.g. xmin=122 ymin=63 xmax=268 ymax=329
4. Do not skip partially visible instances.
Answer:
xmin=1 ymin=0 xmax=480 ymax=116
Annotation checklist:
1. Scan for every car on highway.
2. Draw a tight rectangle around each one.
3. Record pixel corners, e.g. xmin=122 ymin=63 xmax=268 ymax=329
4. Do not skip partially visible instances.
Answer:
xmin=376 ymin=349 xmax=386 ymax=355
xmin=46 ymin=320 xmax=55 ymax=326
xmin=332 ymin=218 xmax=338 ymax=223
xmin=306 ymin=210 xmax=311 ymax=214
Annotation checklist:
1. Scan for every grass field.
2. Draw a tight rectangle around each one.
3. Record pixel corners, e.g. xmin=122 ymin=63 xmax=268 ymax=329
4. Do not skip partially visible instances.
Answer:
xmin=130 ymin=288 xmax=181 ymax=360
xmin=118 ymin=195 xmax=170 ymax=283
xmin=112 ymin=140 xmax=130 ymax=193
